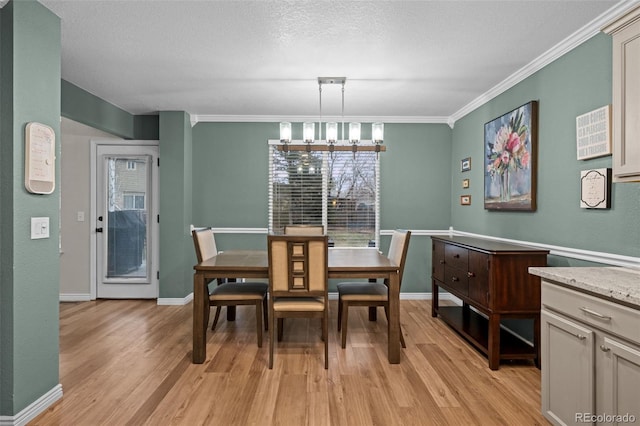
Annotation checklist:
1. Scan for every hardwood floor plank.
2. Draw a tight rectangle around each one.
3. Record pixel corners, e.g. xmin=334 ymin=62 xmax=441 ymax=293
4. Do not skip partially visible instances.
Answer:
xmin=30 ymin=299 xmax=548 ymax=425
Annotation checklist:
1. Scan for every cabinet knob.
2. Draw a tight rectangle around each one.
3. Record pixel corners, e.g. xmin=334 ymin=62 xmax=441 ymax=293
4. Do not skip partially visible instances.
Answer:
xmin=439 ymin=260 xmax=445 ymax=264
xmin=599 ymin=345 xmax=611 ymax=352
xmin=451 ymin=276 xmax=459 ymax=282
xmin=467 ymin=272 xmax=475 ymax=278
xmin=453 ymin=254 xmax=460 ymax=258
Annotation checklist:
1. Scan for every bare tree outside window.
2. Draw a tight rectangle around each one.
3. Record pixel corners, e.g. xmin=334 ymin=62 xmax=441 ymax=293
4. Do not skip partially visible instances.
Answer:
xmin=270 ymin=148 xmax=379 ymax=248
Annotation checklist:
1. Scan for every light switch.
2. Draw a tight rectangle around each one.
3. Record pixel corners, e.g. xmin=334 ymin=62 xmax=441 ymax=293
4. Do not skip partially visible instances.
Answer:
xmin=31 ymin=217 xmax=50 ymax=239
xmin=77 ymin=211 xmax=85 ymax=222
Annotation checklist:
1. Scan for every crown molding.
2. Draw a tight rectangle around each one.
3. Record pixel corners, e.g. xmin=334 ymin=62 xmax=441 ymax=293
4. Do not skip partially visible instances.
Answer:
xmin=191 ymin=114 xmax=449 ymax=125
xmin=448 ymin=0 xmax=640 ymax=125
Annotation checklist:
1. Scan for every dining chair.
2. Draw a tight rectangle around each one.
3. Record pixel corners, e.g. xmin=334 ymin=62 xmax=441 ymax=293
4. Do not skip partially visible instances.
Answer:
xmin=283 ymin=224 xmax=325 ymax=235
xmin=336 ymin=229 xmax=411 ymax=349
xmin=281 ymin=225 xmax=326 ymax=334
xmin=267 ymin=234 xmax=329 ymax=369
xmin=191 ymin=228 xmax=268 ymax=347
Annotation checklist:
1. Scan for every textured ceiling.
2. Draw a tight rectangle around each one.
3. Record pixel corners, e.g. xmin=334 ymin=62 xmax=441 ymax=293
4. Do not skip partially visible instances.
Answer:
xmin=38 ymin=0 xmax=630 ymax=123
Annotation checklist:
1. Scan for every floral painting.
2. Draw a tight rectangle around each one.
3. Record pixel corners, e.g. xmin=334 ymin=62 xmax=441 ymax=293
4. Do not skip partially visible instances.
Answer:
xmin=484 ymin=101 xmax=538 ymax=211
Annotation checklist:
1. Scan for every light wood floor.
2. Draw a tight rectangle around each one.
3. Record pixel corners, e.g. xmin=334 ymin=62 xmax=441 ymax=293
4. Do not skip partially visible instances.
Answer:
xmin=31 ymin=299 xmax=548 ymax=425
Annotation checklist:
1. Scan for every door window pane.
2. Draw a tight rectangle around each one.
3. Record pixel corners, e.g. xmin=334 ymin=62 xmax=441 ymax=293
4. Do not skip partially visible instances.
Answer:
xmin=106 ymin=157 xmax=149 ymax=278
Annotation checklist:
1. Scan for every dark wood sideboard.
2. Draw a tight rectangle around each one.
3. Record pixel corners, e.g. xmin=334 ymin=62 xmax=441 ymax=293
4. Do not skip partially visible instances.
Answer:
xmin=431 ymin=236 xmax=549 ymax=370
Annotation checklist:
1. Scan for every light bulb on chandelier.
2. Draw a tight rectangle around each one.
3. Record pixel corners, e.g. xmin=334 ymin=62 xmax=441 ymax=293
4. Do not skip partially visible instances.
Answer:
xmin=276 ymin=77 xmax=385 ymax=154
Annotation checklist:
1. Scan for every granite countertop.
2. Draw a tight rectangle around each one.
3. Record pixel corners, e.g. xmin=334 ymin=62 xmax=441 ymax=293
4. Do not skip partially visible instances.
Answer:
xmin=529 ymin=267 xmax=640 ymax=309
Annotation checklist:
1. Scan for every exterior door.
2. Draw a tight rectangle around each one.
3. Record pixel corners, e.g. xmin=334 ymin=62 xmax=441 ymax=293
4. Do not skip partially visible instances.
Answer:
xmin=95 ymin=144 xmax=159 ymax=298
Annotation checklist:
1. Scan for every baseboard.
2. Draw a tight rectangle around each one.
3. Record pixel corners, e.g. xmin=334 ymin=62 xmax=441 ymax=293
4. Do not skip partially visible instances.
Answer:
xmin=157 ymin=293 xmax=194 ymax=305
xmin=0 ymin=384 xmax=62 ymax=426
xmin=59 ymin=293 xmax=91 ymax=302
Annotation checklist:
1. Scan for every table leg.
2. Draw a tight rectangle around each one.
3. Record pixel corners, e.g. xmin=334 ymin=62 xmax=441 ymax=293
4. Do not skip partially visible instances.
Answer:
xmin=387 ymin=272 xmax=400 ymax=364
xmin=226 ymin=278 xmax=237 ymax=321
xmin=227 ymin=306 xmax=237 ymax=321
xmin=193 ymin=272 xmax=207 ymax=363
xmin=368 ymin=278 xmax=377 ymax=321
xmin=488 ymin=313 xmax=501 ymax=370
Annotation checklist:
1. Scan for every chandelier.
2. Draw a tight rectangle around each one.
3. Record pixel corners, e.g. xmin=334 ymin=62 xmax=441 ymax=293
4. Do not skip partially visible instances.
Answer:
xmin=278 ymin=77 xmax=385 ymax=156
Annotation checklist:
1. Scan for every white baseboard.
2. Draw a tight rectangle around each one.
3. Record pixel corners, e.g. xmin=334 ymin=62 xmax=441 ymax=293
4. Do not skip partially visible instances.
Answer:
xmin=0 ymin=384 xmax=62 ymax=426
xmin=157 ymin=293 xmax=193 ymax=305
xmin=59 ymin=293 xmax=91 ymax=302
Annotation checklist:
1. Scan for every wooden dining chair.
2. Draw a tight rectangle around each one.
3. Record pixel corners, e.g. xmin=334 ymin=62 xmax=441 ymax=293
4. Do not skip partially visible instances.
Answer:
xmin=336 ymin=229 xmax=411 ymax=349
xmin=192 ymin=228 xmax=268 ymax=347
xmin=267 ymin=234 xmax=329 ymax=369
xmin=283 ymin=224 xmax=325 ymax=235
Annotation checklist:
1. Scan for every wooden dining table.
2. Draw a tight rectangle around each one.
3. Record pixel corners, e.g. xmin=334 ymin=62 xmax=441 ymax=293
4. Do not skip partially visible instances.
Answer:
xmin=192 ymin=248 xmax=402 ymax=364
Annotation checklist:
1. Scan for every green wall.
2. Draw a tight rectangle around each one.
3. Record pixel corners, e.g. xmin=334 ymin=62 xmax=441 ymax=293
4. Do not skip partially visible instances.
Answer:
xmin=450 ymin=34 xmax=640 ymax=263
xmin=0 ymin=1 xmax=61 ymax=416
xmin=191 ymin=122 xmax=453 ymax=292
xmin=159 ymin=111 xmax=194 ymax=298
xmin=61 ymin=79 xmax=159 ymax=140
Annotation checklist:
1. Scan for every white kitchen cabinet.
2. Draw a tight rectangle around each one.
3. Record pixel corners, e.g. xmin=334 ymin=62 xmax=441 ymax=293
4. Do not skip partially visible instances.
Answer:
xmin=541 ymin=281 xmax=640 ymax=426
xmin=603 ymin=5 xmax=640 ymax=182
xmin=597 ymin=335 xmax=640 ymax=424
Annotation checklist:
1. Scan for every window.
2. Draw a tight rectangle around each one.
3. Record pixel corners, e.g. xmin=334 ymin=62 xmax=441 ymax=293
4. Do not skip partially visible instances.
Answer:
xmin=123 ymin=193 xmax=145 ymax=210
xmin=269 ymin=146 xmax=380 ymax=247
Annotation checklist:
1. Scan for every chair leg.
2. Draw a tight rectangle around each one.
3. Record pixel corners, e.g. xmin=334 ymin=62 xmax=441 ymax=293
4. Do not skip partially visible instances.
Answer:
xmin=323 ymin=311 xmax=329 ymax=369
xmin=205 ymin=303 xmax=211 ymax=331
xmin=269 ymin=313 xmax=275 ymax=369
xmin=256 ymin=300 xmax=263 ymax=348
xmin=341 ymin=302 xmax=349 ymax=349
xmin=211 ymin=306 xmax=222 ymax=330
xmin=384 ymin=305 xmax=406 ymax=348
xmin=263 ymin=297 xmax=269 ymax=331
xmin=337 ymin=297 xmax=342 ymax=331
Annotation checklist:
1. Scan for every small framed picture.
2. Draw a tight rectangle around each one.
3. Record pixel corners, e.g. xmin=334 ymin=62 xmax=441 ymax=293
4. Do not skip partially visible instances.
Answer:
xmin=461 ymin=157 xmax=471 ymax=172
xmin=462 ymin=178 xmax=470 ymax=189
xmin=580 ymin=168 xmax=611 ymax=209
xmin=460 ymin=195 xmax=471 ymax=205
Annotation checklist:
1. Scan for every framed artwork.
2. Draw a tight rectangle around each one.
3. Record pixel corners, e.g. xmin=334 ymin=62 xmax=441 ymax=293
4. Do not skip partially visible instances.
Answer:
xmin=484 ymin=101 xmax=538 ymax=211
xmin=580 ymin=168 xmax=611 ymax=209
xmin=576 ymin=105 xmax=611 ymax=160
xmin=461 ymin=157 xmax=471 ymax=172
xmin=462 ymin=178 xmax=470 ymax=189
xmin=460 ymin=195 xmax=471 ymax=205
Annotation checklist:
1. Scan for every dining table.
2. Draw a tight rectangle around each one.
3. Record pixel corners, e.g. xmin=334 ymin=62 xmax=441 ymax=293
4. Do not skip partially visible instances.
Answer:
xmin=192 ymin=248 xmax=402 ymax=364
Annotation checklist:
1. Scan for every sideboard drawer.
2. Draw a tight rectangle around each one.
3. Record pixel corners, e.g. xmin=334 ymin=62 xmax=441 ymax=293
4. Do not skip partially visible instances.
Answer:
xmin=444 ymin=266 xmax=469 ymax=297
xmin=445 ymin=244 xmax=468 ymax=271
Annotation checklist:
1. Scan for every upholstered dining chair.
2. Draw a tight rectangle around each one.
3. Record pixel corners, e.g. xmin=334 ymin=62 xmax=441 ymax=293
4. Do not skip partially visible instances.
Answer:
xmin=191 ymin=228 xmax=268 ymax=347
xmin=283 ymin=224 xmax=325 ymax=235
xmin=267 ymin=234 xmax=329 ymax=369
xmin=336 ymin=230 xmax=412 ymax=349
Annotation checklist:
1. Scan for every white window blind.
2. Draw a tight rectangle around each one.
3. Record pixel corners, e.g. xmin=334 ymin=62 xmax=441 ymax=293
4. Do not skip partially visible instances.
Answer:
xmin=268 ymin=146 xmax=380 ymax=248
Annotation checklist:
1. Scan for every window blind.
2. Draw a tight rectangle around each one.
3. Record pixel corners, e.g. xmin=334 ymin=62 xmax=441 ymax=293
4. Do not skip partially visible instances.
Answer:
xmin=269 ymin=146 xmax=380 ymax=248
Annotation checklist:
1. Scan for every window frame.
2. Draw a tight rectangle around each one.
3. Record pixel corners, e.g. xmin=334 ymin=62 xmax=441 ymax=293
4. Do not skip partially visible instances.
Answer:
xmin=268 ymin=141 xmax=380 ymax=248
